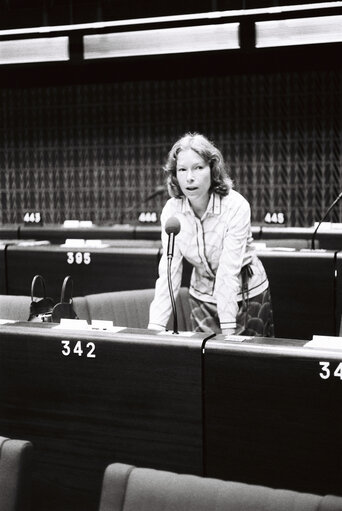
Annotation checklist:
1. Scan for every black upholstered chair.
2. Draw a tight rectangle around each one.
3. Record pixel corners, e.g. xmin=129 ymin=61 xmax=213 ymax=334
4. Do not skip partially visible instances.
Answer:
xmin=0 ymin=436 xmax=33 ymax=511
xmin=98 ymin=463 xmax=342 ymax=511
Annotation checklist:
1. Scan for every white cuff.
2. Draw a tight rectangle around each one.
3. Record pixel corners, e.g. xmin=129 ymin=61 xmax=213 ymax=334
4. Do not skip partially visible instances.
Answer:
xmin=147 ymin=323 xmax=165 ymax=331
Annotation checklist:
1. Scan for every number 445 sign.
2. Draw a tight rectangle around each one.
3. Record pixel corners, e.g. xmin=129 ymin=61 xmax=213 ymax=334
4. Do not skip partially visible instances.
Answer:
xmin=319 ymin=361 xmax=342 ymax=380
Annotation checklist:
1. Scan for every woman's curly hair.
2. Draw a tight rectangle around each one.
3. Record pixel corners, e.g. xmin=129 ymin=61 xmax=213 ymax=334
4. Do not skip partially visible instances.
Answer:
xmin=164 ymin=133 xmax=233 ymax=198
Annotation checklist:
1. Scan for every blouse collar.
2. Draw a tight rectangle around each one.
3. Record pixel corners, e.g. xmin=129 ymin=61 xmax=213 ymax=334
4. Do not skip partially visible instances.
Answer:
xmin=180 ymin=192 xmax=221 ymax=217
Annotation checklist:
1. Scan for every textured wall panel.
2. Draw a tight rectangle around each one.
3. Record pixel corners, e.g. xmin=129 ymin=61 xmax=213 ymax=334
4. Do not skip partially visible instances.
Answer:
xmin=0 ymin=70 xmax=341 ymax=226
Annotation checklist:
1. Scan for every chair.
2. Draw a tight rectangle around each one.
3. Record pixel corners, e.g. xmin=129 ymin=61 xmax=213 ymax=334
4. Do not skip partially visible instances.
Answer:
xmin=0 ymin=288 xmax=192 ymax=331
xmin=98 ymin=463 xmax=342 ymax=511
xmin=73 ymin=287 xmax=192 ymax=331
xmin=0 ymin=436 xmax=33 ymax=511
xmin=0 ymin=295 xmax=31 ymax=321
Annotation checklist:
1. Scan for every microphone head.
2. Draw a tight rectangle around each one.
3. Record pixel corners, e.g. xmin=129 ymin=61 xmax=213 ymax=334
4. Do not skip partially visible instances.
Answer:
xmin=165 ymin=216 xmax=181 ymax=236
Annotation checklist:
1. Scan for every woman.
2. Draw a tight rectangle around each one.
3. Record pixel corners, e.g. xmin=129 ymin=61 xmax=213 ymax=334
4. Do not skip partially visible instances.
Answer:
xmin=148 ymin=133 xmax=274 ymax=336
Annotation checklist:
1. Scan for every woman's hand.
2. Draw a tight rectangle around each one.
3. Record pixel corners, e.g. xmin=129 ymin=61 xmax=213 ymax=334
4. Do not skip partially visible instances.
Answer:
xmin=147 ymin=323 xmax=163 ymax=331
xmin=221 ymin=328 xmax=236 ymax=336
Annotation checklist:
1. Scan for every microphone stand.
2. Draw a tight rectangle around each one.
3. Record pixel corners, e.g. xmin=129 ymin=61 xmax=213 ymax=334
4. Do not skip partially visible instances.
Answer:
xmin=167 ymin=254 xmax=179 ymax=334
xmin=165 ymin=217 xmax=181 ymax=334
xmin=311 ymin=192 xmax=342 ymax=250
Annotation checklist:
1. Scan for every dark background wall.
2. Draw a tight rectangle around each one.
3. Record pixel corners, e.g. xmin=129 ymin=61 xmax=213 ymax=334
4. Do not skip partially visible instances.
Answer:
xmin=0 ymin=1 xmax=341 ymax=226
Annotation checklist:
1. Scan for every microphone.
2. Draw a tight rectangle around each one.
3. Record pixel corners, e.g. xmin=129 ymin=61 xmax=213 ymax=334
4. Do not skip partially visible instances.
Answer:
xmin=144 ymin=185 xmax=165 ymax=202
xmin=164 ymin=217 xmax=181 ymax=334
xmin=311 ymin=192 xmax=342 ymax=250
xmin=165 ymin=216 xmax=181 ymax=259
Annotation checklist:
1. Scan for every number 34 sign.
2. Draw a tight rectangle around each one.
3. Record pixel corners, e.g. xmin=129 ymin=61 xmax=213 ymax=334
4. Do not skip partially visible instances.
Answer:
xmin=319 ymin=361 xmax=342 ymax=380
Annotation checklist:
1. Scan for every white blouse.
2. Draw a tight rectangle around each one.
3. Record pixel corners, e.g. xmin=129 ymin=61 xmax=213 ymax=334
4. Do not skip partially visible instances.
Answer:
xmin=148 ymin=190 xmax=269 ymax=331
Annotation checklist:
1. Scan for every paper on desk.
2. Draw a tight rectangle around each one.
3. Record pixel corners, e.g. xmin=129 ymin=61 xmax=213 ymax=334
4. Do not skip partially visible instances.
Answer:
xmin=61 ymin=239 xmax=109 ymax=248
xmin=91 ymin=320 xmax=125 ymax=332
xmin=53 ymin=319 xmax=91 ymax=330
xmin=253 ymin=244 xmax=296 ymax=252
xmin=305 ymin=335 xmax=342 ymax=350
xmin=84 ymin=239 xmax=108 ymax=247
xmin=18 ymin=240 xmax=50 ymax=247
xmin=313 ymin=221 xmax=332 ymax=229
xmin=266 ymin=247 xmax=296 ymax=252
xmin=331 ymin=223 xmax=342 ymax=230
xmin=60 ymin=239 xmax=86 ymax=247
xmin=53 ymin=318 xmax=125 ymax=332
xmin=63 ymin=220 xmax=80 ymax=227
xmin=0 ymin=319 xmax=16 ymax=324
xmin=224 ymin=335 xmax=254 ymax=342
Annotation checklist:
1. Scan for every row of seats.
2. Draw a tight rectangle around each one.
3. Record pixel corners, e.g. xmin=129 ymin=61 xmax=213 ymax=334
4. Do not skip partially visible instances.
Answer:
xmin=1 ymin=282 xmax=342 ymax=336
xmin=2 ymin=434 xmax=342 ymax=511
xmin=0 ymin=287 xmax=192 ymax=331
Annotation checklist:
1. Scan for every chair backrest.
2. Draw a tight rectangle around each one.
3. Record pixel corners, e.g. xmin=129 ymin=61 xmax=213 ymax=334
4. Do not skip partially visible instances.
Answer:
xmin=73 ymin=287 xmax=192 ymax=331
xmin=0 ymin=287 xmax=192 ymax=331
xmin=0 ymin=436 xmax=32 ymax=511
xmin=0 ymin=295 xmax=32 ymax=321
xmin=98 ymin=463 xmax=342 ymax=511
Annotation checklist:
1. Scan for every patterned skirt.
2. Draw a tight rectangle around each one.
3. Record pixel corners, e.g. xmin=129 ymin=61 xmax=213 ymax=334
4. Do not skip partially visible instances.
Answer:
xmin=189 ymin=286 xmax=274 ymax=337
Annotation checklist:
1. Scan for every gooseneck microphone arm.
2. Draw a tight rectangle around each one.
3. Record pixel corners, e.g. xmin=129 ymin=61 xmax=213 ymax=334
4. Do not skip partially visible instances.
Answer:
xmin=165 ymin=217 xmax=181 ymax=335
xmin=311 ymin=192 xmax=342 ymax=250
xmin=144 ymin=186 xmax=165 ymax=203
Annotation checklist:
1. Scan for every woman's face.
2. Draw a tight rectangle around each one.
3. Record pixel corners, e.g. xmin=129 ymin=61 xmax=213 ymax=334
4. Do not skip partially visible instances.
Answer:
xmin=176 ymin=149 xmax=211 ymax=205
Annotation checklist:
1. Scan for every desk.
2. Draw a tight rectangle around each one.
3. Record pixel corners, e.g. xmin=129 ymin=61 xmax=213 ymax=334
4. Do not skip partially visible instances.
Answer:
xmin=0 ymin=225 xmax=19 ymax=239
xmin=261 ymin=226 xmax=342 ymax=250
xmin=204 ymin=335 xmax=342 ymax=496
xmin=0 ymin=239 xmax=38 ymax=294
xmin=13 ymin=224 xmax=260 ymax=243
xmin=0 ymin=323 xmax=341 ymax=507
xmin=18 ymin=225 xmax=162 ymax=243
xmin=3 ymin=223 xmax=342 ymax=249
xmin=4 ymin=243 xmax=341 ymax=339
xmin=258 ymin=249 xmax=338 ymax=339
xmin=0 ymin=323 xmax=208 ymax=511
xmin=335 ymin=252 xmax=342 ymax=335
xmin=6 ymin=241 xmax=161 ymax=300
xmin=183 ymin=249 xmax=340 ymax=340
xmin=0 ymin=241 xmax=7 ymax=293
xmin=18 ymin=224 xmax=136 ymax=243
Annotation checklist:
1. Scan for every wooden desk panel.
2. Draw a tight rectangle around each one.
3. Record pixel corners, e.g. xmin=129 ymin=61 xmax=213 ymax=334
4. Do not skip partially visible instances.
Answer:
xmin=204 ymin=336 xmax=342 ymax=496
xmin=0 ymin=242 xmax=7 ymax=293
xmin=258 ymin=250 xmax=337 ymax=339
xmin=335 ymin=252 xmax=342 ymax=335
xmin=0 ymin=239 xmax=35 ymax=294
xmin=5 ymin=245 xmax=340 ymax=340
xmin=0 ymin=324 xmax=206 ymax=511
xmin=261 ymin=226 xmax=342 ymax=250
xmin=3 ymin=223 xmax=342 ymax=249
xmin=18 ymin=224 xmax=261 ymax=243
xmin=6 ymin=243 xmax=161 ymax=300
xmin=0 ymin=225 xmax=20 ymax=239
xmin=183 ymin=250 xmax=338 ymax=340
xmin=18 ymin=225 xmax=136 ymax=243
